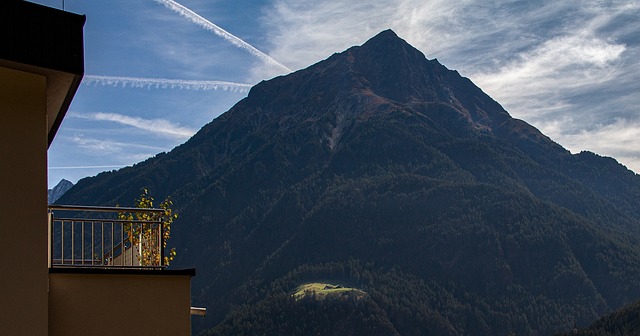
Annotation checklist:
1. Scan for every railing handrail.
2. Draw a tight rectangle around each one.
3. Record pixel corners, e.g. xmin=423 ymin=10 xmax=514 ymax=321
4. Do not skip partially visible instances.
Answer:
xmin=49 ymin=204 xmax=165 ymax=213
xmin=53 ymin=217 xmax=162 ymax=224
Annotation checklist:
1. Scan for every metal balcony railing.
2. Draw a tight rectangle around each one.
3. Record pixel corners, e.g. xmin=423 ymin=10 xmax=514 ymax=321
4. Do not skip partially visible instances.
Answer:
xmin=48 ymin=205 xmax=167 ymax=269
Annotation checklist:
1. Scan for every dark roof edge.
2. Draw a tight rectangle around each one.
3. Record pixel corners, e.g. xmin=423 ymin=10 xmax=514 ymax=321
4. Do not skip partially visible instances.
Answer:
xmin=0 ymin=1 xmax=86 ymax=75
xmin=0 ymin=0 xmax=86 ymax=147
xmin=48 ymin=73 xmax=83 ymax=147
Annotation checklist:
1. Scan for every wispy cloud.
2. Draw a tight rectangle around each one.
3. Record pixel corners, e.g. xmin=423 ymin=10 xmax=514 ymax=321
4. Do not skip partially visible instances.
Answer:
xmin=261 ymin=0 xmax=471 ymax=71
xmin=549 ymin=118 xmax=640 ymax=171
xmin=69 ymin=135 xmax=166 ymax=153
xmin=83 ymin=75 xmax=252 ymax=92
xmin=471 ymin=33 xmax=626 ymax=119
xmin=153 ymin=0 xmax=291 ymax=74
xmin=75 ymin=112 xmax=196 ymax=140
xmin=48 ymin=165 xmax=128 ymax=170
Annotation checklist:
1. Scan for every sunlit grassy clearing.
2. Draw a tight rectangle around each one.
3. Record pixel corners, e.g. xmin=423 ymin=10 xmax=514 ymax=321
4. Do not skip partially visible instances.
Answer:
xmin=293 ymin=283 xmax=366 ymax=301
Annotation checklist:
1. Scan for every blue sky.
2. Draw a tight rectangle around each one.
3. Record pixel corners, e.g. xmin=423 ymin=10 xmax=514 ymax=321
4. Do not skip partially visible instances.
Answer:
xmin=33 ymin=0 xmax=640 ymax=188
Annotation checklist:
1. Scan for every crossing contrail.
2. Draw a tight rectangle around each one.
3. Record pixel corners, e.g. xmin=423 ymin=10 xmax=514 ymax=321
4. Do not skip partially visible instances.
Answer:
xmin=153 ymin=0 xmax=291 ymax=73
xmin=83 ymin=75 xmax=253 ymax=92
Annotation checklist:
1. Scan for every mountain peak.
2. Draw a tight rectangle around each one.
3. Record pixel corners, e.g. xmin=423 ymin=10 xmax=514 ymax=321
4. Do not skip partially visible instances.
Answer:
xmin=48 ymin=178 xmax=74 ymax=204
xmin=344 ymin=30 xmax=521 ymax=134
xmin=359 ymin=29 xmax=411 ymax=51
xmin=234 ymin=30 xmax=550 ymax=151
xmin=368 ymin=28 xmax=400 ymax=41
xmin=356 ymin=28 xmax=425 ymax=65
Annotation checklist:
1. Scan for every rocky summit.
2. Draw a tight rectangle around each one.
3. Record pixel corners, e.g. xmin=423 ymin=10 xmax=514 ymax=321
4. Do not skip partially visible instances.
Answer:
xmin=48 ymin=179 xmax=74 ymax=204
xmin=59 ymin=30 xmax=640 ymax=335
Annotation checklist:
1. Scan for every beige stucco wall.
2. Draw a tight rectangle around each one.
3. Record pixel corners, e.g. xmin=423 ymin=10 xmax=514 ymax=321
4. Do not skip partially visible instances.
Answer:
xmin=49 ymin=272 xmax=192 ymax=336
xmin=0 ymin=66 xmax=49 ymax=336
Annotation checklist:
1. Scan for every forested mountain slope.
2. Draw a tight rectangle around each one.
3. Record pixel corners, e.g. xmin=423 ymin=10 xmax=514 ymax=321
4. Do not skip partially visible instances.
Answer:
xmin=58 ymin=30 xmax=640 ymax=335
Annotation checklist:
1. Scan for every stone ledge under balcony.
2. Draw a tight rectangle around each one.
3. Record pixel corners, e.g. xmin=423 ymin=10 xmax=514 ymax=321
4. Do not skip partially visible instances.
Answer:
xmin=49 ymin=267 xmax=196 ymax=276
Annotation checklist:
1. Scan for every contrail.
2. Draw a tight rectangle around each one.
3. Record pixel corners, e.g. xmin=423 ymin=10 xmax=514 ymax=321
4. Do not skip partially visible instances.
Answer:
xmin=152 ymin=0 xmax=291 ymax=73
xmin=83 ymin=75 xmax=252 ymax=92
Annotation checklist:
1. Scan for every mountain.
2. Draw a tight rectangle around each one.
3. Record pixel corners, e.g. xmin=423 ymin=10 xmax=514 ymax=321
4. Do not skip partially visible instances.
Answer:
xmin=48 ymin=179 xmax=74 ymax=204
xmin=57 ymin=30 xmax=640 ymax=335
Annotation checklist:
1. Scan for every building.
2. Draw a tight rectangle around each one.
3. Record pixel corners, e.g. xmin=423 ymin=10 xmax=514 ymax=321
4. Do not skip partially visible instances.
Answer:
xmin=0 ymin=1 xmax=197 ymax=335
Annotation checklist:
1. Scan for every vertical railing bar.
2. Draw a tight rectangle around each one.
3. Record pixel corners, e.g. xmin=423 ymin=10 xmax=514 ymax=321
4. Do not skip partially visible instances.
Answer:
xmin=142 ymin=222 xmax=144 ymax=267
xmin=122 ymin=222 xmax=126 ymax=266
xmin=129 ymin=222 xmax=131 ymax=266
xmin=140 ymin=222 xmax=144 ymax=267
xmin=101 ymin=222 xmax=105 ymax=266
xmin=136 ymin=222 xmax=139 ymax=266
xmin=138 ymin=222 xmax=141 ymax=266
xmin=134 ymin=223 xmax=137 ymax=266
xmin=158 ymin=221 xmax=163 ymax=267
xmin=60 ymin=220 xmax=62 ymax=265
xmin=81 ymin=221 xmax=85 ymax=266
xmin=143 ymin=222 xmax=146 ymax=266
xmin=91 ymin=221 xmax=95 ymax=266
xmin=130 ymin=223 xmax=134 ymax=266
xmin=48 ymin=212 xmax=53 ymax=268
xmin=111 ymin=222 xmax=114 ymax=266
xmin=71 ymin=221 xmax=75 ymax=265
xmin=162 ymin=219 xmax=166 ymax=268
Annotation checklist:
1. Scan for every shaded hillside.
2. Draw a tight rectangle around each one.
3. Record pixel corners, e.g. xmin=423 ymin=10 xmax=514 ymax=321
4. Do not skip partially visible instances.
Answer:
xmin=208 ymin=290 xmax=399 ymax=336
xmin=558 ymin=299 xmax=640 ymax=335
xmin=58 ymin=30 xmax=640 ymax=335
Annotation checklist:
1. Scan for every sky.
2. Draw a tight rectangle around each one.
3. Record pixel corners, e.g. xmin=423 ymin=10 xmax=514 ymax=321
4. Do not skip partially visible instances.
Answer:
xmin=33 ymin=0 xmax=640 ymax=188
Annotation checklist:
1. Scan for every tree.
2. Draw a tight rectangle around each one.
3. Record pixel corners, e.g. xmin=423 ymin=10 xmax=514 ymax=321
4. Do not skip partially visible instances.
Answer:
xmin=118 ymin=188 xmax=177 ymax=266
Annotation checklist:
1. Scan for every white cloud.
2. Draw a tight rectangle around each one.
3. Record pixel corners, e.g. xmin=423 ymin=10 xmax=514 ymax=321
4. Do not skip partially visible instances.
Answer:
xmin=71 ymin=136 xmax=124 ymax=153
xmin=48 ymin=165 xmax=128 ymax=170
xmin=551 ymin=118 xmax=640 ymax=173
xmin=470 ymin=33 xmax=626 ymax=120
xmin=262 ymin=0 xmax=397 ymax=71
xmin=76 ymin=112 xmax=196 ymax=140
xmin=70 ymin=135 xmax=166 ymax=154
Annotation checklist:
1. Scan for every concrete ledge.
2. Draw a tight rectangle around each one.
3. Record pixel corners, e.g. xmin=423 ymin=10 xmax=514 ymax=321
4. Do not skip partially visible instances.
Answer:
xmin=49 ymin=268 xmax=194 ymax=336
xmin=50 ymin=267 xmax=196 ymax=277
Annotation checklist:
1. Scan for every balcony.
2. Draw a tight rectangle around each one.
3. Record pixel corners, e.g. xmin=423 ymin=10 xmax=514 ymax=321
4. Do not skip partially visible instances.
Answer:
xmin=48 ymin=205 xmax=168 ymax=269
xmin=47 ymin=205 xmax=197 ymax=336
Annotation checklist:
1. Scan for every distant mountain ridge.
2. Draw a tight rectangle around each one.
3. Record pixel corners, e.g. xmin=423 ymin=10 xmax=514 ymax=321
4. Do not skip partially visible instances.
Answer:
xmin=48 ymin=179 xmax=73 ymax=204
xmin=58 ymin=30 xmax=640 ymax=335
